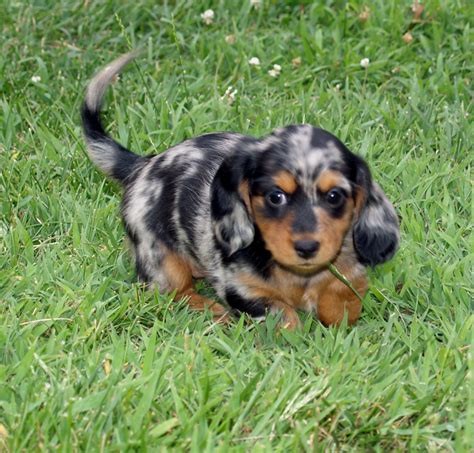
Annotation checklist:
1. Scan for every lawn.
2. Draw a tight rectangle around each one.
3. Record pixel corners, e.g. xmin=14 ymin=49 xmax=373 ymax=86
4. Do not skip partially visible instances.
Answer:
xmin=1 ymin=0 xmax=472 ymax=450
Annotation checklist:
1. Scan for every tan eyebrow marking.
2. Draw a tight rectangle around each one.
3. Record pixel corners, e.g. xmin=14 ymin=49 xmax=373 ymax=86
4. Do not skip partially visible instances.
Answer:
xmin=317 ymin=170 xmax=350 ymax=193
xmin=273 ymin=171 xmax=298 ymax=194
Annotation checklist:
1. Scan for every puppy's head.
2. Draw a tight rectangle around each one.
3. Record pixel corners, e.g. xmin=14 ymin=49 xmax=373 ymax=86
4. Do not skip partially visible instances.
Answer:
xmin=211 ymin=125 xmax=399 ymax=273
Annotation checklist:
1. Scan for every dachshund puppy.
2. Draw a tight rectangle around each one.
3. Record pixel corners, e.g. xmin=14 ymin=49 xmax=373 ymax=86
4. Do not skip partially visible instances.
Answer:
xmin=82 ymin=53 xmax=399 ymax=328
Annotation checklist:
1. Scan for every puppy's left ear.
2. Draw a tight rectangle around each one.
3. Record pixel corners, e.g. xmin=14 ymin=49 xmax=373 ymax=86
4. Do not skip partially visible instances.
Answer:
xmin=211 ymin=149 xmax=257 ymax=256
xmin=352 ymin=161 xmax=400 ymax=267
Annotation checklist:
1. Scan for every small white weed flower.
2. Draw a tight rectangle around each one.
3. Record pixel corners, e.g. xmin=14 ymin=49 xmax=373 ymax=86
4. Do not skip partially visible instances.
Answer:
xmin=221 ymin=86 xmax=238 ymax=105
xmin=250 ymin=0 xmax=261 ymax=9
xmin=31 ymin=75 xmax=41 ymax=83
xmin=225 ymin=34 xmax=236 ymax=44
xmin=402 ymin=32 xmax=413 ymax=44
xmin=358 ymin=6 xmax=370 ymax=22
xmin=268 ymin=64 xmax=281 ymax=77
xmin=248 ymin=57 xmax=261 ymax=67
xmin=201 ymin=9 xmax=214 ymax=25
xmin=360 ymin=58 xmax=370 ymax=69
xmin=292 ymin=56 xmax=302 ymax=67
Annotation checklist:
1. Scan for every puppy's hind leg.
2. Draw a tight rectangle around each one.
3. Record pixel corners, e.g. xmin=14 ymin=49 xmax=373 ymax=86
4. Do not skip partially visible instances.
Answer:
xmin=135 ymin=241 xmax=229 ymax=322
xmin=163 ymin=251 xmax=230 ymax=322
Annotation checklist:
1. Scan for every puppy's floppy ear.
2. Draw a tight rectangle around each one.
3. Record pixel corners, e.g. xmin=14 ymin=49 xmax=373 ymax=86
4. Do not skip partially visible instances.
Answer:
xmin=211 ymin=149 xmax=257 ymax=256
xmin=352 ymin=161 xmax=400 ymax=267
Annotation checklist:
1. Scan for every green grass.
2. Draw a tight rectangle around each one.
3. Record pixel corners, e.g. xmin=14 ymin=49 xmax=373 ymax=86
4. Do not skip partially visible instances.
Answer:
xmin=1 ymin=0 xmax=472 ymax=450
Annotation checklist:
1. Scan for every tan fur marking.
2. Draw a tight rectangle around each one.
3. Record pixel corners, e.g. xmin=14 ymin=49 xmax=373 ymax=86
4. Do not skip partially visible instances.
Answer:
xmin=237 ymin=273 xmax=303 ymax=307
xmin=313 ymin=203 xmax=354 ymax=264
xmin=163 ymin=252 xmax=193 ymax=290
xmin=354 ymin=186 xmax=366 ymax=217
xmin=180 ymin=290 xmax=230 ymax=322
xmin=236 ymin=272 xmax=302 ymax=329
xmin=163 ymin=252 xmax=229 ymax=321
xmin=251 ymin=196 xmax=297 ymax=265
xmin=271 ymin=266 xmax=307 ymax=308
xmin=317 ymin=170 xmax=345 ymax=193
xmin=304 ymin=254 xmax=368 ymax=326
xmin=316 ymin=272 xmax=367 ymax=326
xmin=238 ymin=181 xmax=251 ymax=211
xmin=273 ymin=171 xmax=298 ymax=194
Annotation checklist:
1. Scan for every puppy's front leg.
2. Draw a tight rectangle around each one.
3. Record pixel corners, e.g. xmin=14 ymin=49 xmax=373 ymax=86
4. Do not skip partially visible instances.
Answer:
xmin=226 ymin=279 xmax=301 ymax=329
xmin=312 ymin=273 xmax=367 ymax=326
xmin=269 ymin=303 xmax=301 ymax=330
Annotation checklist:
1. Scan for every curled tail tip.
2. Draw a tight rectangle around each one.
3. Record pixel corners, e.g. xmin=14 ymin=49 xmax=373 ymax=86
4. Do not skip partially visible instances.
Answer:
xmin=84 ymin=51 xmax=139 ymax=113
xmin=82 ymin=51 xmax=143 ymax=184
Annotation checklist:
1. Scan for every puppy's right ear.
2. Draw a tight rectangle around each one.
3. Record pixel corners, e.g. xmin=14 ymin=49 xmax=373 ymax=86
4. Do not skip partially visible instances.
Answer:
xmin=211 ymin=149 xmax=257 ymax=256
xmin=352 ymin=161 xmax=400 ymax=267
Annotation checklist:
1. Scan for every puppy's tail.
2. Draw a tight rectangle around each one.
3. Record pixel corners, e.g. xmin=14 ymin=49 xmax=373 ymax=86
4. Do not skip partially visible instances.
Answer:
xmin=81 ymin=52 xmax=145 ymax=184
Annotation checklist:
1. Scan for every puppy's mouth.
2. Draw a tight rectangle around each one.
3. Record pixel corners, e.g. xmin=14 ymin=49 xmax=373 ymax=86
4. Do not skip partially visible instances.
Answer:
xmin=299 ymin=263 xmax=319 ymax=268
xmin=276 ymin=261 xmax=324 ymax=277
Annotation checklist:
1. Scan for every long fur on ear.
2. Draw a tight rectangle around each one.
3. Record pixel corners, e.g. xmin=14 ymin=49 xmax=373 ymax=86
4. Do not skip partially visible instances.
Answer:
xmin=352 ymin=165 xmax=400 ymax=267
xmin=211 ymin=150 xmax=257 ymax=256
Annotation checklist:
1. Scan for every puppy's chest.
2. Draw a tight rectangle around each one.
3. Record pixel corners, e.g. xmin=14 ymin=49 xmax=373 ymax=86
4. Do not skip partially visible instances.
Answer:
xmin=270 ymin=267 xmax=330 ymax=311
xmin=236 ymin=267 xmax=331 ymax=311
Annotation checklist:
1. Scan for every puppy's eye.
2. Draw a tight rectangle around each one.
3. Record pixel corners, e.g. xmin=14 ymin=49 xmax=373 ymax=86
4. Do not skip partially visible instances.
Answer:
xmin=326 ymin=188 xmax=346 ymax=206
xmin=266 ymin=190 xmax=288 ymax=207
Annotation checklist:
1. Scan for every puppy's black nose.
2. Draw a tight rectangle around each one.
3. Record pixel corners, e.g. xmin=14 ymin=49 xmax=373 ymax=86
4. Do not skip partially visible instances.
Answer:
xmin=294 ymin=240 xmax=320 ymax=259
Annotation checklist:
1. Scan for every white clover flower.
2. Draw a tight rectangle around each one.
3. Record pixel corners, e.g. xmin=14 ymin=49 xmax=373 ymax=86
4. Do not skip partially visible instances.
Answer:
xmin=250 ymin=0 xmax=261 ymax=8
xmin=221 ymin=86 xmax=238 ymax=105
xmin=201 ymin=9 xmax=214 ymax=25
xmin=291 ymin=56 xmax=302 ymax=67
xmin=268 ymin=64 xmax=281 ymax=77
xmin=31 ymin=75 xmax=41 ymax=83
xmin=360 ymin=58 xmax=370 ymax=69
xmin=248 ymin=57 xmax=261 ymax=67
xmin=402 ymin=32 xmax=413 ymax=44
xmin=358 ymin=6 xmax=370 ymax=22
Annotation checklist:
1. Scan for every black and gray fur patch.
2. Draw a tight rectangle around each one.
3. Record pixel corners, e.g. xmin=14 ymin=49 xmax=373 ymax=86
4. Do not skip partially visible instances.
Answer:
xmin=225 ymin=288 xmax=267 ymax=317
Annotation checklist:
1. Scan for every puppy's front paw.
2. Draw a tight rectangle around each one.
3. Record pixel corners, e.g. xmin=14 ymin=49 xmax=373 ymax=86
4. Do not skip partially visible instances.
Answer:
xmin=280 ymin=308 xmax=301 ymax=330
